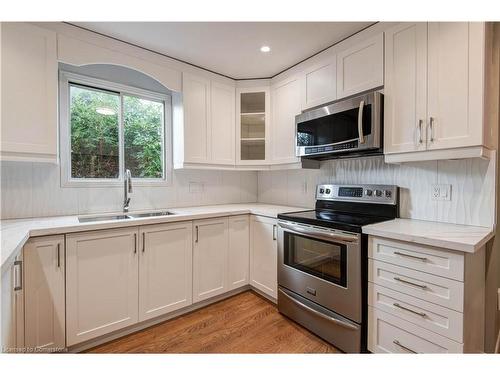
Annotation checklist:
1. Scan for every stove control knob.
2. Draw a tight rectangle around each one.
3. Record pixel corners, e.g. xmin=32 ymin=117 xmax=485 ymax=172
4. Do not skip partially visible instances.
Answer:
xmin=319 ymin=188 xmax=325 ymax=194
xmin=385 ymin=190 xmax=392 ymax=198
xmin=375 ymin=189 xmax=383 ymax=197
xmin=365 ymin=189 xmax=373 ymax=197
xmin=325 ymin=188 xmax=331 ymax=194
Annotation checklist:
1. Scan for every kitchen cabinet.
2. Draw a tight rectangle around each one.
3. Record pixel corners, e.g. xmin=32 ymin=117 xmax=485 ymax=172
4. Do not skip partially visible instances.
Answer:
xmin=336 ymin=33 xmax=384 ymax=99
xmin=1 ymin=252 xmax=24 ymax=352
xmin=24 ymin=235 xmax=65 ymax=350
xmin=301 ymin=57 xmax=337 ymax=110
xmin=236 ymin=87 xmax=270 ymax=165
xmin=192 ymin=217 xmax=229 ymax=303
xmin=176 ymin=73 xmax=236 ymax=168
xmin=249 ymin=215 xmax=278 ymax=300
xmin=384 ymin=22 xmax=491 ymax=162
xmin=227 ymin=215 xmax=250 ymax=290
xmin=270 ymin=76 xmax=302 ymax=165
xmin=139 ymin=222 xmax=193 ymax=321
xmin=66 ymin=227 xmax=139 ymax=346
xmin=0 ymin=22 xmax=58 ymax=163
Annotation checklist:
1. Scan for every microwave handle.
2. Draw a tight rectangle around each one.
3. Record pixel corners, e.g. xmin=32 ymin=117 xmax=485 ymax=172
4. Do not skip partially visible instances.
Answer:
xmin=358 ymin=100 xmax=365 ymax=144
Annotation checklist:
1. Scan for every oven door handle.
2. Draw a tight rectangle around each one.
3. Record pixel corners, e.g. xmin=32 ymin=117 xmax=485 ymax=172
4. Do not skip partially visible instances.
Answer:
xmin=278 ymin=221 xmax=359 ymax=243
xmin=279 ymin=288 xmax=358 ymax=330
xmin=358 ymin=100 xmax=365 ymax=144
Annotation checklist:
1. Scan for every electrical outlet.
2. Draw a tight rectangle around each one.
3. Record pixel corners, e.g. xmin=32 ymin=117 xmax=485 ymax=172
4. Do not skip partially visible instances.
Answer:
xmin=431 ymin=184 xmax=452 ymax=201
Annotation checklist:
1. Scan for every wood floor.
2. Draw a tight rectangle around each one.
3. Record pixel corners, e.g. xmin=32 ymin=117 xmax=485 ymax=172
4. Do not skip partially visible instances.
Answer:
xmin=86 ymin=291 xmax=340 ymax=353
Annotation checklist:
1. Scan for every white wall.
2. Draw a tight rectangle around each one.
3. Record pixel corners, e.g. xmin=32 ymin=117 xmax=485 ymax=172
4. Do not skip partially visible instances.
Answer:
xmin=0 ymin=161 xmax=257 ymax=219
xmin=258 ymin=155 xmax=496 ymax=227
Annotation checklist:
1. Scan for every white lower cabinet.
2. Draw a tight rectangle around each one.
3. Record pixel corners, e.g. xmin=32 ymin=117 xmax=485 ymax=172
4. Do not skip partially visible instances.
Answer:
xmin=192 ymin=217 xmax=229 ymax=303
xmin=139 ymin=222 xmax=193 ymax=321
xmin=66 ymin=228 xmax=139 ymax=346
xmin=24 ymin=235 xmax=65 ymax=350
xmin=227 ymin=215 xmax=250 ymax=290
xmin=367 ymin=236 xmax=485 ymax=353
xmin=1 ymin=252 xmax=24 ymax=352
xmin=249 ymin=215 xmax=278 ymax=299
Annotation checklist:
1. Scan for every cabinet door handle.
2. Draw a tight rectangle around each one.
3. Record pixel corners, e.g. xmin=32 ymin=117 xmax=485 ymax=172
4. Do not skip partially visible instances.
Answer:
xmin=429 ymin=117 xmax=435 ymax=142
xmin=14 ymin=260 xmax=22 ymax=291
xmin=393 ymin=303 xmax=427 ymax=318
xmin=273 ymin=224 xmax=277 ymax=241
xmin=393 ymin=340 xmax=417 ymax=353
xmin=394 ymin=251 xmax=428 ymax=262
xmin=394 ymin=276 xmax=427 ymax=290
xmin=142 ymin=232 xmax=145 ymax=253
xmin=195 ymin=225 xmax=199 ymax=243
xmin=57 ymin=243 xmax=61 ymax=268
xmin=134 ymin=233 xmax=137 ymax=254
xmin=417 ymin=119 xmax=423 ymax=144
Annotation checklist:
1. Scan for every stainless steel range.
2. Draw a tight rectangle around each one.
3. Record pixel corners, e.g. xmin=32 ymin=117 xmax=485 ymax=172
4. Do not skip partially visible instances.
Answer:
xmin=277 ymin=184 xmax=399 ymax=353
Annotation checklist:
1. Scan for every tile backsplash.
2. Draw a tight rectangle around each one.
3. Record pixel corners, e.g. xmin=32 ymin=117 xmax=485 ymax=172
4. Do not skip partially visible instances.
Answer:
xmin=1 ymin=155 xmax=496 ymax=228
xmin=258 ymin=155 xmax=496 ymax=227
xmin=0 ymin=162 xmax=258 ymax=219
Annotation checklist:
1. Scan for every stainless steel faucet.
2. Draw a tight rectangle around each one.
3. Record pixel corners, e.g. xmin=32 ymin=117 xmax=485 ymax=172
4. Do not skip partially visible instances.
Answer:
xmin=123 ymin=169 xmax=132 ymax=213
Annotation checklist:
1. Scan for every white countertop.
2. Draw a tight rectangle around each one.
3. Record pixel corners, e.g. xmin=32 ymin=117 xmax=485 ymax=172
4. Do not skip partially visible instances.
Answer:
xmin=0 ymin=203 xmax=307 ymax=274
xmin=362 ymin=218 xmax=494 ymax=253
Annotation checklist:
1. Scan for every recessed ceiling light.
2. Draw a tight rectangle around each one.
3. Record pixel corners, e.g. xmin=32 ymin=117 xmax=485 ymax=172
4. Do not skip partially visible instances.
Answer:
xmin=260 ymin=45 xmax=271 ymax=53
xmin=96 ymin=107 xmax=116 ymax=116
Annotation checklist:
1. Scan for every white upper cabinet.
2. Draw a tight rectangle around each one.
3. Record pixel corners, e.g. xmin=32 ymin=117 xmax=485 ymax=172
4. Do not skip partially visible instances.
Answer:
xmin=1 ymin=22 xmax=58 ymax=163
xmin=384 ymin=23 xmax=428 ymax=154
xmin=384 ymin=22 xmax=490 ymax=163
xmin=211 ymin=81 xmax=236 ymax=164
xmin=270 ymin=76 xmax=302 ymax=165
xmin=177 ymin=72 xmax=236 ymax=167
xmin=301 ymin=57 xmax=337 ymax=110
xmin=181 ymin=73 xmax=212 ymax=164
xmin=336 ymin=33 xmax=384 ymax=99
xmin=192 ymin=217 xmax=229 ymax=303
xmin=139 ymin=222 xmax=193 ymax=322
xmin=24 ymin=235 xmax=65 ymax=350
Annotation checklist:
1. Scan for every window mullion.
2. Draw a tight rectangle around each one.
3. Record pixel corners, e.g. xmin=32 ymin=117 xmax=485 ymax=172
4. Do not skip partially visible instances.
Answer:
xmin=119 ymin=92 xmax=125 ymax=181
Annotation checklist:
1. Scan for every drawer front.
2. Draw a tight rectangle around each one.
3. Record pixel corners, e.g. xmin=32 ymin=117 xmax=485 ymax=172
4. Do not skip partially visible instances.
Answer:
xmin=369 ymin=236 xmax=464 ymax=281
xmin=368 ymin=307 xmax=463 ymax=353
xmin=368 ymin=283 xmax=463 ymax=342
xmin=369 ymin=259 xmax=464 ymax=311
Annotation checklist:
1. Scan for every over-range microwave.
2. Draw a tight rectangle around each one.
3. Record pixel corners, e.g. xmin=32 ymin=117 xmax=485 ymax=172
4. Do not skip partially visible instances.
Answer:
xmin=295 ymin=91 xmax=383 ymax=159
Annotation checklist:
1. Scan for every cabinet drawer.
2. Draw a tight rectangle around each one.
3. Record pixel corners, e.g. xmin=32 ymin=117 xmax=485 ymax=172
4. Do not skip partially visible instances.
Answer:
xmin=369 ymin=237 xmax=464 ymax=281
xmin=368 ymin=307 xmax=463 ymax=353
xmin=369 ymin=259 xmax=464 ymax=311
xmin=368 ymin=283 xmax=463 ymax=342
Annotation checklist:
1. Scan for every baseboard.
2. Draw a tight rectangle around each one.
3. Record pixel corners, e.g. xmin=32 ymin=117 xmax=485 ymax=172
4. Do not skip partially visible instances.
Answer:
xmin=69 ymin=285 xmax=251 ymax=353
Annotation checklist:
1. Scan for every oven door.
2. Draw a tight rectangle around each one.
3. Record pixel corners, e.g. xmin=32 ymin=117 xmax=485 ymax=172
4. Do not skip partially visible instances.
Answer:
xmin=295 ymin=91 xmax=382 ymax=157
xmin=277 ymin=221 xmax=362 ymax=323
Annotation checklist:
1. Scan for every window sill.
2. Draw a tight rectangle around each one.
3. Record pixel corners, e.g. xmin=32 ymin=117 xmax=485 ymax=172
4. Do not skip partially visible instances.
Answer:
xmin=60 ymin=179 xmax=172 ymax=188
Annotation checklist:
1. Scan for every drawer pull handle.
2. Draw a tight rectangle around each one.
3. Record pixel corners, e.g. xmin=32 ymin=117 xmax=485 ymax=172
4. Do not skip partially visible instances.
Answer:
xmin=394 ymin=251 xmax=428 ymax=262
xmin=393 ymin=276 xmax=427 ymax=290
xmin=393 ymin=303 xmax=427 ymax=318
xmin=393 ymin=340 xmax=417 ymax=353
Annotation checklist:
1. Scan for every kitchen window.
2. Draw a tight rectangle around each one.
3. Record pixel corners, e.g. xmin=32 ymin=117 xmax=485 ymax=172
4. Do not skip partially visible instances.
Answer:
xmin=59 ymin=71 xmax=171 ymax=187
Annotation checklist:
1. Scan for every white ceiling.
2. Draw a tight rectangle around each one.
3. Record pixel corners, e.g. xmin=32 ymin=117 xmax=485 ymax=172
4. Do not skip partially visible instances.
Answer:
xmin=74 ymin=22 xmax=373 ymax=79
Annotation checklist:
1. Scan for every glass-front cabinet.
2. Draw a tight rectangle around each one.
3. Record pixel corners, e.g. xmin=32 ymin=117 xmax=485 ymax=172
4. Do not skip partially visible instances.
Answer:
xmin=236 ymin=87 xmax=270 ymax=164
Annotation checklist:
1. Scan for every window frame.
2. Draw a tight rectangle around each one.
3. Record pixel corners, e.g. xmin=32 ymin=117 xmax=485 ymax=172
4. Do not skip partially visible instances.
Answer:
xmin=59 ymin=71 xmax=172 ymax=188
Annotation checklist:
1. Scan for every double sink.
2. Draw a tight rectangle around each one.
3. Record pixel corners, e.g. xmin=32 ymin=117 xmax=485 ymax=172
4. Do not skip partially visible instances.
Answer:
xmin=78 ymin=211 xmax=175 ymax=223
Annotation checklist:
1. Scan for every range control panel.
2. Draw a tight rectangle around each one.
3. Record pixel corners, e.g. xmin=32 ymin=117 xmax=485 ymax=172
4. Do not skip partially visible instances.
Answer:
xmin=316 ymin=184 xmax=398 ymax=205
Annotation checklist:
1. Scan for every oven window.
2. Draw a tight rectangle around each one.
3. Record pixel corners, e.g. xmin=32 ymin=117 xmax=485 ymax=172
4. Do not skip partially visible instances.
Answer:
xmin=284 ymin=232 xmax=347 ymax=287
xmin=297 ymin=104 xmax=372 ymax=147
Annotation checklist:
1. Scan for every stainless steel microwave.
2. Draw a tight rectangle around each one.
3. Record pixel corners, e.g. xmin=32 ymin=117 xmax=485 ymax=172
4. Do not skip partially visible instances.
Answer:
xmin=295 ymin=91 xmax=383 ymax=159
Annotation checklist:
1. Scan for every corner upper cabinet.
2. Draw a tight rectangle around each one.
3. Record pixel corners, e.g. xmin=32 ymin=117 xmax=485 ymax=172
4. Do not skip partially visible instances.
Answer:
xmin=336 ymin=33 xmax=384 ymax=99
xmin=0 ymin=22 xmax=58 ymax=163
xmin=211 ymin=81 xmax=236 ymax=164
xmin=301 ymin=56 xmax=337 ymax=110
xmin=270 ymin=76 xmax=302 ymax=165
xmin=384 ymin=22 xmax=491 ymax=163
xmin=24 ymin=235 xmax=65 ymax=350
xmin=236 ymin=87 xmax=270 ymax=165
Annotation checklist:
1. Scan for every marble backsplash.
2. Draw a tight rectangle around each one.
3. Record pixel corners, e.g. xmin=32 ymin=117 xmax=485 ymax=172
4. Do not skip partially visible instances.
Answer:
xmin=258 ymin=155 xmax=496 ymax=228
